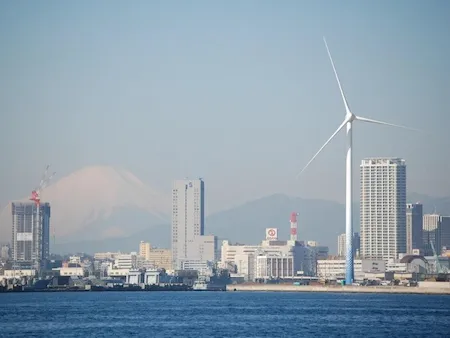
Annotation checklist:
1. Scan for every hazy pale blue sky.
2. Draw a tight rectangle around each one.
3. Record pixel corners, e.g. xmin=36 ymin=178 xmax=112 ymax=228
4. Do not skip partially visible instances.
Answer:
xmin=1 ymin=0 xmax=449 ymax=213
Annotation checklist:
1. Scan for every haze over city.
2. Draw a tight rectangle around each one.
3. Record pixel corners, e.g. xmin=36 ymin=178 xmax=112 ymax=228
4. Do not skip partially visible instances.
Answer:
xmin=2 ymin=4 xmax=450 ymax=336
xmin=1 ymin=1 xmax=449 ymax=251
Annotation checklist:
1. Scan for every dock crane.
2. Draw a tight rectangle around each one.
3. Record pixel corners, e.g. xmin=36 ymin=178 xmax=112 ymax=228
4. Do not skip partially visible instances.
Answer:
xmin=430 ymin=241 xmax=448 ymax=274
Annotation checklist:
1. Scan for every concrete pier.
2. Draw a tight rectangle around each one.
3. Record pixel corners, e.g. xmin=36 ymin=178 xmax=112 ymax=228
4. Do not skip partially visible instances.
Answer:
xmin=227 ymin=283 xmax=450 ymax=295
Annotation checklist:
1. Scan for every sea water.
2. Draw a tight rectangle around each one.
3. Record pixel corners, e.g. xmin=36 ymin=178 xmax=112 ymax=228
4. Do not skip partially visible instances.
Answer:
xmin=0 ymin=291 xmax=449 ymax=337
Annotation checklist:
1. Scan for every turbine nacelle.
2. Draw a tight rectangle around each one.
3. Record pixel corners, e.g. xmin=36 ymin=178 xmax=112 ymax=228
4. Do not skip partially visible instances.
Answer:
xmin=346 ymin=112 xmax=356 ymax=123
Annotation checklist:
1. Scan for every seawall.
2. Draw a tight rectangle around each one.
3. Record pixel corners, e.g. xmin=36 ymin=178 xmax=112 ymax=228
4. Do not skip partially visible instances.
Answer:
xmin=227 ymin=283 xmax=450 ymax=295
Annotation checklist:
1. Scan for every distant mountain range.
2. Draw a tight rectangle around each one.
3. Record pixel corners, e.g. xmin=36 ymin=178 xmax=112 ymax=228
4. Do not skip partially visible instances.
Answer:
xmin=207 ymin=192 xmax=450 ymax=254
xmin=49 ymin=192 xmax=450 ymax=255
xmin=1 ymin=166 xmax=448 ymax=255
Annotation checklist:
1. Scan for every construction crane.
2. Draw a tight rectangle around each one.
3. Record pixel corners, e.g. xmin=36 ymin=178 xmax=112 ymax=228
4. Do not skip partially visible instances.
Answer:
xmin=29 ymin=165 xmax=55 ymax=275
xmin=430 ymin=241 xmax=448 ymax=274
xmin=30 ymin=165 xmax=56 ymax=206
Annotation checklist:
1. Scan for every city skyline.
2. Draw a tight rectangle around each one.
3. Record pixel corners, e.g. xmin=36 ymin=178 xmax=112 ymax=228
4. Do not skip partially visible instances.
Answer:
xmin=2 ymin=171 xmax=450 ymax=262
xmin=0 ymin=164 xmax=448 ymax=255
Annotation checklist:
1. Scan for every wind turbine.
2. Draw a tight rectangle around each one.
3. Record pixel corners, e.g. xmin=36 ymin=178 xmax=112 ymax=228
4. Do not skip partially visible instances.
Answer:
xmin=296 ymin=37 xmax=418 ymax=285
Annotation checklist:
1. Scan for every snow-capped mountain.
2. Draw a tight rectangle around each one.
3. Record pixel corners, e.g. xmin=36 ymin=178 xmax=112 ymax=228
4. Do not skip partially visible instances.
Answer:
xmin=0 ymin=166 xmax=170 ymax=243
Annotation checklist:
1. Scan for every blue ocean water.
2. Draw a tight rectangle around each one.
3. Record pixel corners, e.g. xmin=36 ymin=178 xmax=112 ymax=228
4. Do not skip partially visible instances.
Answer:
xmin=0 ymin=292 xmax=449 ymax=337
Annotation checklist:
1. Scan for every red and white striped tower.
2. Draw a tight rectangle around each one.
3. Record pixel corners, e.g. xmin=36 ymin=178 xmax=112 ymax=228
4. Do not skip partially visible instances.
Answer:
xmin=290 ymin=212 xmax=299 ymax=241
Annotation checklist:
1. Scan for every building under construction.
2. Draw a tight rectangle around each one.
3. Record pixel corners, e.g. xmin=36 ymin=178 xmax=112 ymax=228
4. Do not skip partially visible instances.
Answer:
xmin=11 ymin=202 xmax=51 ymax=271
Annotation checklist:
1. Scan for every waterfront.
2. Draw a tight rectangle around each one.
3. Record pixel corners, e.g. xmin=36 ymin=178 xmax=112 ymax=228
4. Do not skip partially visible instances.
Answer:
xmin=227 ymin=283 xmax=450 ymax=295
xmin=0 ymin=292 xmax=449 ymax=337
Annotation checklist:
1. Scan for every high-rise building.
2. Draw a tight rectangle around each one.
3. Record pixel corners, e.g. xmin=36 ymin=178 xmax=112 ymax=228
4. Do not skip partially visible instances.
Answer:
xmin=360 ymin=158 xmax=407 ymax=260
xmin=423 ymin=214 xmax=450 ymax=255
xmin=11 ymin=202 xmax=51 ymax=270
xmin=353 ymin=232 xmax=361 ymax=257
xmin=337 ymin=232 xmax=360 ymax=258
xmin=171 ymin=178 xmax=217 ymax=270
xmin=338 ymin=233 xmax=346 ymax=257
xmin=406 ymin=203 xmax=423 ymax=254
xmin=423 ymin=214 xmax=441 ymax=256
xmin=441 ymin=216 xmax=450 ymax=252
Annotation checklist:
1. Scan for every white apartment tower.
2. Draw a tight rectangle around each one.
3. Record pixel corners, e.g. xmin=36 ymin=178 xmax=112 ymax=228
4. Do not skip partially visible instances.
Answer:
xmin=360 ymin=158 xmax=407 ymax=260
xmin=171 ymin=178 xmax=216 ymax=270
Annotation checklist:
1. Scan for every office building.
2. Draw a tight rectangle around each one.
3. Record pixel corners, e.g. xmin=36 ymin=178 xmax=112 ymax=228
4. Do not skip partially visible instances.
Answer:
xmin=423 ymin=214 xmax=440 ymax=256
xmin=338 ymin=234 xmax=346 ymax=257
xmin=423 ymin=214 xmax=450 ymax=255
xmin=220 ymin=235 xmax=316 ymax=281
xmin=360 ymin=158 xmax=407 ymax=260
xmin=353 ymin=232 xmax=361 ymax=257
xmin=139 ymin=241 xmax=151 ymax=260
xmin=317 ymin=259 xmax=385 ymax=281
xmin=114 ymin=252 xmax=138 ymax=270
xmin=337 ymin=232 xmax=360 ymax=258
xmin=441 ymin=216 xmax=450 ymax=251
xmin=11 ymin=202 xmax=51 ymax=270
xmin=406 ymin=203 xmax=423 ymax=254
xmin=307 ymin=241 xmax=329 ymax=260
xmin=171 ymin=178 xmax=217 ymax=270
xmin=139 ymin=242 xmax=173 ymax=271
xmin=93 ymin=252 xmax=121 ymax=261
xmin=147 ymin=248 xmax=172 ymax=271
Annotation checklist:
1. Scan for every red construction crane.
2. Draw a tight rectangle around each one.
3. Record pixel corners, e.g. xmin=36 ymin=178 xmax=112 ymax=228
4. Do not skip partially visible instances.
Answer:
xmin=30 ymin=165 xmax=55 ymax=207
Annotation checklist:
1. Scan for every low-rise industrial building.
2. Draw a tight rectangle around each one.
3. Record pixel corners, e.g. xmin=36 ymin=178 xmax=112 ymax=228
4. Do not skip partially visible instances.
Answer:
xmin=317 ymin=259 xmax=385 ymax=281
xmin=54 ymin=267 xmax=84 ymax=276
xmin=220 ymin=228 xmax=316 ymax=281
xmin=318 ymin=255 xmax=431 ymax=281
xmin=1 ymin=269 xmax=36 ymax=278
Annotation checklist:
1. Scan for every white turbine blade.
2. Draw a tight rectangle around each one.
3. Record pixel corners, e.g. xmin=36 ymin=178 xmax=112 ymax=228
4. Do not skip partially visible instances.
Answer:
xmin=355 ymin=116 xmax=420 ymax=132
xmin=296 ymin=118 xmax=348 ymax=179
xmin=323 ymin=37 xmax=351 ymax=114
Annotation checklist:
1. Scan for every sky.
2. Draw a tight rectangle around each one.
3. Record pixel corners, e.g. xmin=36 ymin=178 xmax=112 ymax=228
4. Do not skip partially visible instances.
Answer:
xmin=1 ymin=0 xmax=449 ymax=214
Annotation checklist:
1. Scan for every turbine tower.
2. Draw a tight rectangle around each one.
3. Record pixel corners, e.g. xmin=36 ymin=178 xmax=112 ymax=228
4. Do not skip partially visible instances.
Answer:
xmin=296 ymin=38 xmax=418 ymax=285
